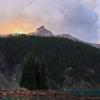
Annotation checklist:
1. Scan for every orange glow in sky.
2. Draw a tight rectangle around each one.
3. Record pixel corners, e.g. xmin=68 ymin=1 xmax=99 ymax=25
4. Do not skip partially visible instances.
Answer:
xmin=0 ymin=20 xmax=36 ymax=34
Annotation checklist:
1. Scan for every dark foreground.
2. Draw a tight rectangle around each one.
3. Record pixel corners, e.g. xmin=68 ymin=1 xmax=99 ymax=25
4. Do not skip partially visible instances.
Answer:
xmin=0 ymin=90 xmax=100 ymax=100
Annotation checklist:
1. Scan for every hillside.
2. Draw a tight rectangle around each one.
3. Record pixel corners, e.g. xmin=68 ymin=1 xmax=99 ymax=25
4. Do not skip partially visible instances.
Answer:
xmin=0 ymin=35 xmax=100 ymax=90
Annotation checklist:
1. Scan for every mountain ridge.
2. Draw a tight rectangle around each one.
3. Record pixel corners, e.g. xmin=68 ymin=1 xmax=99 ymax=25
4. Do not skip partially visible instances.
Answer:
xmin=33 ymin=26 xmax=100 ymax=48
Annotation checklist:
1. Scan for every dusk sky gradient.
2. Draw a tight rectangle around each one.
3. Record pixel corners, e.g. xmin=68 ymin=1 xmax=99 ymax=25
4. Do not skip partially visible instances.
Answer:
xmin=0 ymin=0 xmax=100 ymax=43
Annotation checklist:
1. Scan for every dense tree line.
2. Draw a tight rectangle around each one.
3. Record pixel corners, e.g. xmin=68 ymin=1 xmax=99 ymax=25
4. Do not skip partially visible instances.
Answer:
xmin=0 ymin=34 xmax=100 ymax=90
xmin=20 ymin=52 xmax=48 ymax=90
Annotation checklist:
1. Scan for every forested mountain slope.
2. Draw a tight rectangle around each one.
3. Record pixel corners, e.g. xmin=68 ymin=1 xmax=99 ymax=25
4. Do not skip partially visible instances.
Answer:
xmin=0 ymin=35 xmax=100 ymax=90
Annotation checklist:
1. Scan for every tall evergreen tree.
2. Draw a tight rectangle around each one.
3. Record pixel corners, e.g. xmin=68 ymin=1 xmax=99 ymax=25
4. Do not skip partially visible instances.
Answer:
xmin=34 ymin=57 xmax=48 ymax=90
xmin=20 ymin=53 xmax=36 ymax=90
xmin=40 ymin=60 xmax=48 ymax=89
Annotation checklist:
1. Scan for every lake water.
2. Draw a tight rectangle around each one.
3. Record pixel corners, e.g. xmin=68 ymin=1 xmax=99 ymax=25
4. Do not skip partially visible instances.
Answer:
xmin=66 ymin=88 xmax=100 ymax=96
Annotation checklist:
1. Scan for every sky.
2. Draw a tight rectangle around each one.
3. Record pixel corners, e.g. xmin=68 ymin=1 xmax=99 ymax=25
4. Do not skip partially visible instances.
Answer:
xmin=0 ymin=0 xmax=100 ymax=43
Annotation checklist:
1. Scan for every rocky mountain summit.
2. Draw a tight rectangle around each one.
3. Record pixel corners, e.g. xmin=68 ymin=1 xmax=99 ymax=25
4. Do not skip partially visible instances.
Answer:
xmin=36 ymin=26 xmax=54 ymax=37
xmin=29 ymin=26 xmax=54 ymax=37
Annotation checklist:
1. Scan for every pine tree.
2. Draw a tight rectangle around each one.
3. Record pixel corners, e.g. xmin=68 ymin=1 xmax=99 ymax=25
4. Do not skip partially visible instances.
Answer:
xmin=20 ymin=52 xmax=37 ymax=90
xmin=34 ymin=57 xmax=48 ymax=90
xmin=40 ymin=61 xmax=48 ymax=89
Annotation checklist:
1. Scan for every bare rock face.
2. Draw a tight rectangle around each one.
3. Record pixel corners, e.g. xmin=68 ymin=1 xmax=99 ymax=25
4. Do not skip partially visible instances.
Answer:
xmin=0 ymin=54 xmax=21 ymax=90
xmin=0 ymin=69 xmax=21 ymax=90
xmin=36 ymin=26 xmax=54 ymax=37
xmin=10 ymin=64 xmax=22 ymax=90
xmin=0 ymin=73 xmax=13 ymax=90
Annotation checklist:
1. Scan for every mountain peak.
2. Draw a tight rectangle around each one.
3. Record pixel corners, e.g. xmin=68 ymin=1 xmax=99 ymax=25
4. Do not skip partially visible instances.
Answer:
xmin=36 ymin=26 xmax=53 ymax=37
xmin=36 ymin=26 xmax=45 ymax=32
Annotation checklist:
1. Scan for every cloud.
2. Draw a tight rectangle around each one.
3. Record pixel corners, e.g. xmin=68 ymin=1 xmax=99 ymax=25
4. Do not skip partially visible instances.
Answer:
xmin=0 ymin=0 xmax=99 ymax=43
xmin=63 ymin=4 xmax=98 ymax=42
